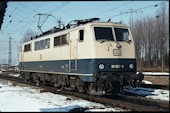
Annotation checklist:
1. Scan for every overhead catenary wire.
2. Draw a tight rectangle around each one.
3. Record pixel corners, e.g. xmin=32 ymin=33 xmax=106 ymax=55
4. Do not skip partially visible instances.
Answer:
xmin=1 ymin=4 xmax=36 ymax=35
xmin=1 ymin=1 xmax=163 ymax=41
xmin=31 ymin=2 xmax=57 ymax=23
xmin=94 ymin=1 xmax=134 ymax=17
xmin=0 ymin=39 xmax=21 ymax=43
xmin=48 ymin=2 xmax=70 ymax=14
xmin=31 ymin=2 xmax=69 ymax=30
xmin=102 ymin=3 xmax=161 ymax=20
xmin=2 ymin=2 xmax=25 ymax=30
xmin=65 ymin=5 xmax=83 ymax=18
xmin=4 ymin=2 xmax=44 ymax=33
xmin=3 ymin=2 xmax=70 ymax=38
xmin=1 ymin=2 xmax=56 ymax=34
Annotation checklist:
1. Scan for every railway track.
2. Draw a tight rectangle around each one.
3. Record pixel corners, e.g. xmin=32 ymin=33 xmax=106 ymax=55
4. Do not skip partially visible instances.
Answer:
xmin=140 ymin=83 xmax=169 ymax=90
xmin=0 ymin=73 xmax=169 ymax=112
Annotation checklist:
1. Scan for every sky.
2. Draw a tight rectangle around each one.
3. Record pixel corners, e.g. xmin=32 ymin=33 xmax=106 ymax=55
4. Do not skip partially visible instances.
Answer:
xmin=0 ymin=0 xmax=169 ymax=65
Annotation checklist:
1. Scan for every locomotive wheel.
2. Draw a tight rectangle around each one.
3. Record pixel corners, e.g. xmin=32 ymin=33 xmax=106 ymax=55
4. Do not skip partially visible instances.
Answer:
xmin=111 ymin=81 xmax=121 ymax=95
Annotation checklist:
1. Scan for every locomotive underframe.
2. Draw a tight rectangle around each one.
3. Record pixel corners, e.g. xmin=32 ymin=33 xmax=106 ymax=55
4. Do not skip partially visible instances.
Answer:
xmin=20 ymin=71 xmax=138 ymax=95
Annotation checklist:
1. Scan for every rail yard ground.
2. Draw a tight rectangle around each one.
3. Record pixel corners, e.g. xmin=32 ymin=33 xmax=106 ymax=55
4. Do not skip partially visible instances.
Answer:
xmin=144 ymin=76 xmax=169 ymax=86
xmin=138 ymin=68 xmax=169 ymax=86
xmin=0 ymin=70 xmax=169 ymax=112
xmin=0 ymin=77 xmax=169 ymax=112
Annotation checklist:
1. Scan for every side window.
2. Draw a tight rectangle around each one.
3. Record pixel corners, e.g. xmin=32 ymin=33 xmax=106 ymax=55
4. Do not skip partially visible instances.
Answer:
xmin=35 ymin=41 xmax=38 ymax=50
xmin=45 ymin=38 xmax=50 ymax=49
xmin=61 ymin=34 xmax=68 ymax=45
xmin=79 ymin=30 xmax=84 ymax=42
xmin=40 ymin=40 xmax=45 ymax=50
xmin=35 ymin=38 xmax=50 ymax=51
xmin=24 ymin=45 xmax=27 ymax=52
xmin=54 ymin=36 xmax=60 ymax=46
xmin=24 ymin=44 xmax=31 ymax=52
xmin=54 ymin=34 xmax=68 ymax=46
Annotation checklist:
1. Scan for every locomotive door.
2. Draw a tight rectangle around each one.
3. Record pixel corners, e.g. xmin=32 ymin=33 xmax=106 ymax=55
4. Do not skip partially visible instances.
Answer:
xmin=69 ymin=31 xmax=78 ymax=72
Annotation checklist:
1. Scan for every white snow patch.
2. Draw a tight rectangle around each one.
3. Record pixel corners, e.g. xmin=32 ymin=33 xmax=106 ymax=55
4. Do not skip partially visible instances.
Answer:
xmin=124 ymin=86 xmax=169 ymax=101
xmin=0 ymin=80 xmax=122 ymax=112
xmin=85 ymin=108 xmax=117 ymax=112
xmin=142 ymin=80 xmax=152 ymax=84
xmin=146 ymin=89 xmax=169 ymax=101
xmin=8 ymin=73 xmax=20 ymax=77
xmin=137 ymin=72 xmax=169 ymax=76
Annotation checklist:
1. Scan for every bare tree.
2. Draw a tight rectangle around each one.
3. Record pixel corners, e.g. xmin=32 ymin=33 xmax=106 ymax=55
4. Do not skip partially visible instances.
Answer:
xmin=132 ymin=1 xmax=169 ymax=71
xmin=21 ymin=29 xmax=37 ymax=43
xmin=155 ymin=2 xmax=168 ymax=69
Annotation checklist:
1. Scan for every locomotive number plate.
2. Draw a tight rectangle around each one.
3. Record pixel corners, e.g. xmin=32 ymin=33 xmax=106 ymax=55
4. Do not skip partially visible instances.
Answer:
xmin=113 ymin=49 xmax=122 ymax=56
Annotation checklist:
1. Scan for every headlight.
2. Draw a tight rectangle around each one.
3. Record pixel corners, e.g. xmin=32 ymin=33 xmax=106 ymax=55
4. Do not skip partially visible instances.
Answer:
xmin=129 ymin=64 xmax=134 ymax=69
xmin=99 ymin=64 xmax=105 ymax=70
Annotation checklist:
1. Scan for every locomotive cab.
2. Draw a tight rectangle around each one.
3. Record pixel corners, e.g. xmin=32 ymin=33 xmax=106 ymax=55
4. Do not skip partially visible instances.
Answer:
xmin=84 ymin=22 xmax=143 ymax=95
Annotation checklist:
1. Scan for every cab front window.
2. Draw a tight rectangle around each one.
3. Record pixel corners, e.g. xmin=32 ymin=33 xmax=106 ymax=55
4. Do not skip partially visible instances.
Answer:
xmin=94 ymin=27 xmax=114 ymax=41
xmin=114 ymin=28 xmax=129 ymax=41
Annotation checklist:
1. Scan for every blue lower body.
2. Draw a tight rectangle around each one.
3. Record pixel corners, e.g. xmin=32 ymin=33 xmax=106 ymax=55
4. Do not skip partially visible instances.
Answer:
xmin=19 ymin=58 xmax=136 ymax=82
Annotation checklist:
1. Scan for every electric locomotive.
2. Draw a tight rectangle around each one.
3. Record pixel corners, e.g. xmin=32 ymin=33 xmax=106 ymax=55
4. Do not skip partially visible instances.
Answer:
xmin=19 ymin=18 xmax=144 ymax=95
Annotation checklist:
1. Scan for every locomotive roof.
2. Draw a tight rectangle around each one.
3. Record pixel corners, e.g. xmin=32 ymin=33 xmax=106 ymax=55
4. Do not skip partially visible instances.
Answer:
xmin=22 ymin=22 xmax=128 ymax=45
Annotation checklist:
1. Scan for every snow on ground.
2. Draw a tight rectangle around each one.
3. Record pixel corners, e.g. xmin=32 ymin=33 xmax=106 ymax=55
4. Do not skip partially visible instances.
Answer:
xmin=0 ymin=71 xmax=20 ymax=77
xmin=142 ymin=80 xmax=152 ymax=84
xmin=124 ymin=86 xmax=169 ymax=101
xmin=0 ymin=79 xmax=122 ymax=112
xmin=124 ymin=74 xmax=169 ymax=101
xmin=8 ymin=73 xmax=20 ymax=77
xmin=137 ymin=72 xmax=169 ymax=76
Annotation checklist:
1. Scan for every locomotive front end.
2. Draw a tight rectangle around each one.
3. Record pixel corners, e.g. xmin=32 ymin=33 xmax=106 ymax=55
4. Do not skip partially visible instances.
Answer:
xmin=89 ymin=22 xmax=144 ymax=95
